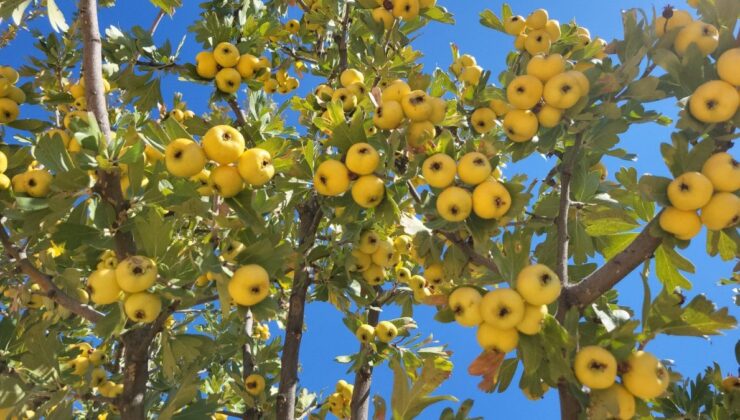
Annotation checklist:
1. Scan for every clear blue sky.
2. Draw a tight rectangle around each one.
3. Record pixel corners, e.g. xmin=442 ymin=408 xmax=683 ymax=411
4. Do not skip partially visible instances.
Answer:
xmin=2 ymin=0 xmax=737 ymax=417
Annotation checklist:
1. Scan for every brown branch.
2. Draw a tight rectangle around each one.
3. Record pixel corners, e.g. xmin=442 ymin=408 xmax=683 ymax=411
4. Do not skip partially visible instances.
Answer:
xmin=565 ymin=217 xmax=662 ymax=308
xmin=242 ymin=309 xmax=258 ymax=420
xmin=0 ymin=218 xmax=104 ymax=323
xmin=276 ymin=196 xmax=323 ymax=419
xmin=350 ymin=287 xmax=382 ymax=420
xmin=228 ymin=97 xmax=247 ymax=127
xmin=435 ymin=230 xmax=500 ymax=276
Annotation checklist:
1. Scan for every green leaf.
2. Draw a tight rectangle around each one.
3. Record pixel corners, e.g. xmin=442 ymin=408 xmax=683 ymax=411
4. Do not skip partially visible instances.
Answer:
xmin=654 ymin=245 xmax=692 ymax=290
xmin=133 ymin=207 xmax=174 ymax=259
xmin=93 ymin=304 xmax=125 ymax=338
xmin=584 ymin=218 xmax=639 ymax=236
xmin=638 ymin=175 xmax=671 ymax=207
xmin=46 ymin=0 xmax=68 ymax=32
xmin=647 ymin=289 xmax=737 ymax=337
xmin=390 ymin=354 xmax=456 ymax=419
xmin=159 ymin=369 xmax=201 ymax=420
xmin=479 ymin=9 xmax=504 ymax=32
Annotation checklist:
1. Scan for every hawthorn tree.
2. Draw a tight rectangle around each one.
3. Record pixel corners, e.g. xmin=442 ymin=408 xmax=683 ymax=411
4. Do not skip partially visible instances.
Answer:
xmin=0 ymin=0 xmax=738 ymax=419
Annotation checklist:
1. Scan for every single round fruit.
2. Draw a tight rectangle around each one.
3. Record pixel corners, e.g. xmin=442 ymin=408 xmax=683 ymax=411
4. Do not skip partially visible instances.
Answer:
xmin=574 ymin=346 xmax=618 ymax=389
xmin=373 ymin=100 xmax=404 ymax=130
xmin=479 ymin=288 xmax=525 ymax=329
xmin=24 ymin=169 xmax=53 ymax=198
xmin=436 ymin=186 xmax=472 ymax=222
xmin=165 ymin=138 xmax=207 ymax=178
xmin=314 ymin=159 xmax=350 ymax=196
xmin=589 ymin=384 xmax=636 ymax=420
xmin=355 ymin=324 xmax=375 ymax=343
xmin=115 ymin=256 xmax=157 ymax=293
xmin=245 ymin=374 xmax=266 ymax=396
xmin=516 ymin=304 xmax=547 ymax=335
xmin=209 ymin=165 xmax=244 ymax=198
xmin=700 ymin=192 xmax=740 ymax=231
xmin=358 ymin=231 xmax=380 ymax=254
xmin=689 ymin=80 xmax=739 ymax=123
xmin=536 ymin=104 xmax=563 ymax=128
xmin=470 ymin=107 xmax=496 ymax=134
xmin=0 ymin=98 xmax=20 ymax=124
xmin=422 ymin=154 xmax=456 ymax=189
xmin=667 ymin=172 xmax=714 ymax=211
xmin=659 ymin=207 xmax=702 ymax=240
xmin=346 ymin=143 xmax=380 ymax=175
xmin=228 ymin=264 xmax=270 ymax=307
xmin=472 ymin=180 xmax=512 ymax=219
xmin=543 ymin=72 xmax=582 ymax=109
xmin=476 ymin=322 xmax=519 ymax=353
xmin=88 ymin=268 xmax=122 ymax=305
xmin=503 ymin=110 xmax=538 ymax=142
xmin=238 ymin=148 xmax=275 ymax=186
xmin=526 ymin=53 xmax=566 ymax=82
xmin=124 ymin=292 xmax=162 ymax=323
xmin=655 ymin=9 xmax=693 ymax=37
xmin=375 ymin=321 xmax=398 ymax=343
xmin=340 ymin=68 xmax=364 ymax=88
xmin=504 ymin=15 xmax=526 ymax=34
xmin=195 ymin=51 xmax=218 ymax=79
xmin=457 ymin=152 xmax=492 ymax=185
xmin=507 ymin=75 xmax=544 ymax=110
xmin=449 ymin=286 xmax=483 ymax=327
xmin=401 ymin=90 xmax=432 ymax=122
xmin=674 ymin=21 xmax=719 ymax=56
xmin=526 ymin=8 xmax=548 ymax=29
xmin=213 ymin=42 xmax=240 ymax=67
xmin=701 ymin=152 xmax=740 ymax=192
xmin=717 ymin=48 xmax=740 ymax=86
xmin=622 ymin=351 xmax=670 ymax=400
xmin=515 ymin=263 xmax=561 ymax=306
xmin=407 ymin=121 xmax=436 ymax=147
xmin=524 ymin=29 xmax=552 ymax=55
xmin=215 ymin=68 xmax=242 ymax=94
xmin=382 ymin=80 xmax=411 ymax=102
xmin=202 ymin=125 xmax=245 ymax=165
xmin=362 ymin=264 xmax=386 ymax=285
xmin=351 ymin=175 xmax=385 ymax=208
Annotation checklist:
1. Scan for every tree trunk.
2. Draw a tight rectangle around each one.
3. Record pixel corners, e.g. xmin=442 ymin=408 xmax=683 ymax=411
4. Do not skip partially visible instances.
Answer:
xmin=119 ymin=329 xmax=150 ymax=420
xmin=349 ymin=304 xmax=380 ymax=420
xmin=243 ymin=310 xmax=259 ymax=420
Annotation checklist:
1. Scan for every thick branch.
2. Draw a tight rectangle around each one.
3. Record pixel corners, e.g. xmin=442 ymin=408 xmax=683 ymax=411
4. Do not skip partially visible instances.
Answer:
xmin=0 ymin=218 xmax=103 ymax=323
xmin=350 ymin=287 xmax=382 ymax=420
xmin=79 ymin=0 xmax=111 ymax=139
xmin=243 ymin=310 xmax=258 ymax=420
xmin=565 ymin=217 xmax=662 ymax=308
xmin=227 ymin=97 xmax=247 ymax=127
xmin=276 ymin=196 xmax=323 ymax=419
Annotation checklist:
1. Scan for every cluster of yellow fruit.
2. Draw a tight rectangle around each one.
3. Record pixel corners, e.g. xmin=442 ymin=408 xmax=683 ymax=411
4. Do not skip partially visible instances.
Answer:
xmin=313 ymin=143 xmax=386 ymax=208
xmin=575 ymin=347 xmax=670 ymax=418
xmin=168 ymin=107 xmax=195 ymax=122
xmin=87 ymin=254 xmax=163 ymax=323
xmin=421 ymin=151 xmax=511 ymax=222
xmin=227 ymin=264 xmax=271 ymax=307
xmin=0 ymin=150 xmax=9 ymax=190
xmin=369 ymin=0 xmax=437 ymax=30
xmin=163 ymin=124 xmax=275 ymax=198
xmin=0 ymin=65 xmax=25 ymax=124
xmin=504 ymin=9 xmax=605 ymax=58
xmin=446 ymin=264 xmax=560 ymax=354
xmin=252 ymin=322 xmax=271 ymax=340
xmin=660 ymin=152 xmax=740 ymax=240
xmin=354 ymin=320 xmax=399 ymax=345
xmin=449 ymin=54 xmax=483 ymax=86
xmin=195 ymin=42 xmax=294 ymax=95
xmin=63 ymin=343 xmax=124 ymax=399
xmin=244 ymin=373 xmax=266 ymax=396
xmin=324 ymin=379 xmax=355 ymax=418
xmin=349 ymin=231 xmax=411 ymax=285
xmin=313 ymin=69 xmax=368 ymax=117
xmin=688 ymin=48 xmax=739 ymax=124
xmin=9 ymin=162 xmax=53 ymax=198
xmin=372 ymin=78 xmax=448 ymax=147
xmin=65 ymin=77 xmax=111 ymax=112
xmin=655 ymin=7 xmax=718 ymax=57
xmin=498 ymin=62 xmax=589 ymax=142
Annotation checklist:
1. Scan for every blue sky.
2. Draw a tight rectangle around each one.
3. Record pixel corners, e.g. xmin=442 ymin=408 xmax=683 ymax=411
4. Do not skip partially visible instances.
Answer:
xmin=1 ymin=0 xmax=738 ymax=417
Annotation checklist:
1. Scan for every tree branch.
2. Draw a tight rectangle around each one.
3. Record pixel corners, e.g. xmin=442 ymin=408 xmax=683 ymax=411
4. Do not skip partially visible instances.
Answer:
xmin=435 ymin=230 xmax=500 ymax=276
xmin=242 ymin=309 xmax=258 ymax=420
xmin=565 ymin=217 xmax=662 ymax=308
xmin=0 ymin=217 xmax=104 ymax=323
xmin=350 ymin=287 xmax=382 ymax=420
xmin=227 ymin=97 xmax=247 ymax=127
xmin=276 ymin=196 xmax=323 ymax=419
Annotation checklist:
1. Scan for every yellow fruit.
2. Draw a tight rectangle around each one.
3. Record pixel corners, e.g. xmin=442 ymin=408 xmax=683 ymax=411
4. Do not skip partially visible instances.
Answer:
xmin=340 ymin=69 xmax=364 ymax=88
xmin=472 ymin=180 xmax=511 ymax=219
xmin=479 ymin=288 xmax=525 ymax=329
xmin=285 ymin=18 xmax=300 ymax=33
xmin=527 ymin=54 xmax=565 ymax=83
xmin=544 ymin=19 xmax=561 ymax=41
xmin=91 ymin=367 xmax=106 ymax=387
xmin=700 ymin=192 xmax=740 ymax=231
xmin=504 ymin=15 xmax=526 ymax=34
xmin=115 ymin=256 xmax=157 ymax=293
xmin=221 ymin=240 xmax=245 ymax=262
xmin=169 ymin=109 xmax=184 ymax=122
xmin=702 ymin=153 xmax=739 ymax=192
xmin=238 ymin=148 xmax=275 ymax=186
xmin=507 ymin=75 xmax=543 ymax=110
xmin=428 ymin=96 xmax=447 ymax=125
xmin=503 ymin=109 xmax=538 ymax=142
xmin=424 ymin=263 xmax=445 ymax=286
xmin=655 ymin=9 xmax=693 ymax=37
xmin=346 ymin=143 xmax=380 ymax=175
xmin=392 ymin=0 xmax=420 ymax=20
xmin=213 ymin=42 xmax=240 ymax=67
xmin=68 ymin=83 xmax=85 ymax=99
xmin=236 ymin=54 xmax=260 ymax=79
xmin=165 ymin=138 xmax=207 ymax=178
xmin=589 ymin=384 xmax=636 ymax=420
xmin=371 ymin=238 xmax=394 ymax=268
xmin=362 ymin=264 xmax=386 ymax=285
xmin=195 ymin=51 xmax=218 ymax=79
xmin=516 ymin=263 xmax=561 ymax=305
xmin=215 ymin=68 xmax=241 ymax=94
xmin=409 ymin=274 xmax=426 ymax=290
xmin=373 ymin=100 xmax=404 ymax=130
xmin=470 ymin=107 xmax=496 ymax=134
xmin=358 ymin=231 xmax=380 ymax=254
xmin=401 ymin=90 xmax=432 ymax=122
xmin=406 ymin=121 xmax=436 ymax=147
xmin=68 ymin=356 xmax=91 ymax=375
xmin=263 ymin=79 xmax=278 ymax=94
xmin=88 ymin=268 xmax=121 ymax=305
xmin=543 ymin=72 xmax=582 ymax=109
xmin=6 ymin=86 xmax=26 ymax=104
xmin=395 ymin=266 xmax=411 ymax=283
xmin=63 ymin=110 xmax=88 ymax=129
xmin=459 ymin=65 xmax=482 ymax=85
xmin=124 ymin=292 xmax=161 ymax=323
xmin=24 ymin=169 xmax=52 ymax=198
xmin=489 ymin=99 xmax=511 ymax=116
xmin=622 ymin=351 xmax=670 ymax=400
xmin=689 ymin=80 xmax=739 ymax=123
xmin=356 ymin=324 xmax=375 ymax=343
xmin=514 ymin=33 xmax=527 ymax=51
xmin=382 ymin=80 xmax=411 ymax=102
xmin=0 ymin=66 xmax=19 ymax=84
xmin=372 ymin=7 xmax=395 ymax=30
xmin=574 ymin=346 xmax=618 ymax=389
xmin=436 ymin=186 xmax=472 ymax=222
xmin=11 ymin=172 xmax=27 ymax=193
xmin=0 ymin=98 xmax=19 ymax=124
xmin=45 ymin=129 xmax=71 ymax=149
xmin=332 ymin=88 xmax=357 ymax=111
xmin=0 ymin=174 xmax=9 ymax=190
xmin=422 ymin=153 xmax=456 ymax=189
xmin=537 ymin=104 xmax=563 ymax=128
xmin=351 ymin=174 xmax=385 ymax=208
xmin=721 ymin=376 xmax=740 ymax=392
xmin=449 ymin=286 xmax=483 ymax=327
xmin=524 ymin=29 xmax=551 ymax=55
xmin=74 ymin=96 xmax=87 ymax=111
xmin=89 ymin=349 xmax=107 ymax=366
xmin=667 ymin=172 xmax=714 ymax=210
xmin=457 ymin=152 xmax=492 ymax=185
xmin=526 ymin=8 xmax=549 ymax=29
xmin=717 ymin=48 xmax=740 ymax=86
xmin=659 ymin=207 xmax=702 ymax=240
xmin=375 ymin=321 xmax=398 ymax=342
xmin=476 ymin=322 xmax=519 ymax=353
xmin=516 ymin=304 xmax=547 ymax=335
xmin=245 ymin=374 xmax=266 ymax=396
xmin=349 ymin=249 xmax=371 ymax=272
xmin=567 ymin=70 xmax=590 ymax=97
xmin=674 ymin=21 xmax=719 ymax=56
xmin=209 ymin=165 xmax=243 ymax=198
xmin=202 ymin=125 xmax=245 ymax=164
xmin=228 ymin=264 xmax=270 ymax=307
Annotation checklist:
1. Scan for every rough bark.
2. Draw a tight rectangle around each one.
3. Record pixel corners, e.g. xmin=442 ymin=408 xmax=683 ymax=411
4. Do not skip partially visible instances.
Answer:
xmin=243 ymin=309 xmax=258 ymax=420
xmin=349 ymin=301 xmax=381 ymax=420
xmin=276 ymin=197 xmax=323 ymax=419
